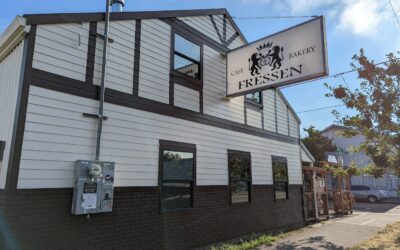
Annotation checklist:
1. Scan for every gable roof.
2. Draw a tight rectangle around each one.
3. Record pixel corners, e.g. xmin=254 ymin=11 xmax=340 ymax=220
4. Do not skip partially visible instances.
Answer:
xmin=23 ymin=8 xmax=247 ymax=44
xmin=276 ymin=88 xmax=301 ymax=123
xmin=321 ymin=124 xmax=348 ymax=134
xmin=20 ymin=8 xmax=304 ymax=124
xmin=301 ymin=141 xmax=315 ymax=163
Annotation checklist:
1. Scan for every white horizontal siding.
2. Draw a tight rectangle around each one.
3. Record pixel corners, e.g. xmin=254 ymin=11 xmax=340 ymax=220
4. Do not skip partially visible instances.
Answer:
xmin=18 ymin=86 xmax=302 ymax=189
xmin=263 ymin=90 xmax=276 ymax=132
xmin=179 ymin=15 xmax=246 ymax=50
xmin=212 ymin=15 xmax=246 ymax=50
xmin=33 ymin=23 xmax=89 ymax=81
xmin=94 ymin=21 xmax=135 ymax=94
xmin=178 ymin=16 xmax=221 ymax=43
xmin=174 ymin=84 xmax=200 ymax=112
xmin=288 ymin=111 xmax=299 ymax=138
xmin=0 ymin=40 xmax=25 ymax=188
xmin=276 ymin=93 xmax=289 ymax=136
xmin=301 ymin=147 xmax=314 ymax=163
xmin=203 ymin=45 xmax=244 ymax=123
xmin=138 ymin=19 xmax=171 ymax=104
xmin=246 ymin=108 xmax=262 ymax=129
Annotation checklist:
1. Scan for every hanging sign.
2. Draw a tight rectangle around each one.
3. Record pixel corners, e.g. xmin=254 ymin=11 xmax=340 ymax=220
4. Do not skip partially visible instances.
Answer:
xmin=226 ymin=16 xmax=328 ymax=97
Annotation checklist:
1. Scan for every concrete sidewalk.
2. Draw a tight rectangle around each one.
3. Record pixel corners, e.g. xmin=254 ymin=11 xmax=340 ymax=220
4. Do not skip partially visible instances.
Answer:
xmin=260 ymin=203 xmax=400 ymax=250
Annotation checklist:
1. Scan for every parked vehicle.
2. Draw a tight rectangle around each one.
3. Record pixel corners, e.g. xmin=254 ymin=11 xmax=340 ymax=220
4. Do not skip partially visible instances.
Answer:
xmin=350 ymin=185 xmax=388 ymax=203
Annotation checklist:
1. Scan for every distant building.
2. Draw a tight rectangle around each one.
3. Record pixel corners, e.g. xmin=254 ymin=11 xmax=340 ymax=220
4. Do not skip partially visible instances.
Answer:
xmin=322 ymin=125 xmax=398 ymax=194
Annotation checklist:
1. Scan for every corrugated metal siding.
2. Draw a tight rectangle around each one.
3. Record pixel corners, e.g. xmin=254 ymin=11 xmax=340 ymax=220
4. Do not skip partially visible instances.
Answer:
xmin=246 ymin=108 xmax=262 ymax=129
xmin=203 ymin=45 xmax=244 ymax=123
xmin=0 ymin=40 xmax=25 ymax=188
xmin=174 ymin=84 xmax=200 ymax=112
xmin=94 ymin=21 xmax=135 ymax=94
xmin=138 ymin=19 xmax=171 ymax=104
xmin=18 ymin=86 xmax=302 ymax=189
xmin=32 ymin=23 xmax=89 ymax=81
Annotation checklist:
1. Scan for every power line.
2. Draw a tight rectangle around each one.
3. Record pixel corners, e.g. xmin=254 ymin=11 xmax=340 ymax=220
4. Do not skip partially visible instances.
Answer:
xmin=297 ymin=104 xmax=345 ymax=114
xmin=388 ymin=0 xmax=400 ymax=27
xmin=280 ymin=58 xmax=395 ymax=89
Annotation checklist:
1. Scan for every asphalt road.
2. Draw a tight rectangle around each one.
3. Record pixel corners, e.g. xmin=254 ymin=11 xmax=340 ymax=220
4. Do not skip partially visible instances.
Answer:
xmin=260 ymin=202 xmax=400 ymax=250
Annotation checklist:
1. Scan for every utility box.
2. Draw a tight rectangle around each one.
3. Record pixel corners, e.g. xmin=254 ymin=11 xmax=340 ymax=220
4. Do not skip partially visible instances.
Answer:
xmin=72 ymin=160 xmax=115 ymax=215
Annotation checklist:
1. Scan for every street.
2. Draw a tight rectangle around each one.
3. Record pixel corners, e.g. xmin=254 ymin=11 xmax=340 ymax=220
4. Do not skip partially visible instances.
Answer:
xmin=261 ymin=202 xmax=400 ymax=250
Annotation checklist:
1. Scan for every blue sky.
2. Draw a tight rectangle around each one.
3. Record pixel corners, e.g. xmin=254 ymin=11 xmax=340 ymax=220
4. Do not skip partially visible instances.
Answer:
xmin=1 ymin=0 xmax=399 ymax=136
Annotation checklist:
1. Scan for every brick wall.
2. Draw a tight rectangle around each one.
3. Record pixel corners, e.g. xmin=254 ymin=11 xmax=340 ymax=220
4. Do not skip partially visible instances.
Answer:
xmin=0 ymin=186 xmax=304 ymax=250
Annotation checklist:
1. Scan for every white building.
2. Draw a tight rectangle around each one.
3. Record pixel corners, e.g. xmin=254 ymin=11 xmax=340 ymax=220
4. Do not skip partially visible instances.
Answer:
xmin=0 ymin=8 xmax=307 ymax=249
xmin=322 ymin=125 xmax=399 ymax=194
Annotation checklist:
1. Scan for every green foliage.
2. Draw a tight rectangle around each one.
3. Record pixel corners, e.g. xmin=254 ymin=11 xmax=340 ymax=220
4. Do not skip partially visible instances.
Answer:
xmin=211 ymin=233 xmax=280 ymax=250
xmin=302 ymin=126 xmax=337 ymax=164
xmin=325 ymin=50 xmax=400 ymax=174
xmin=163 ymin=151 xmax=182 ymax=161
xmin=322 ymin=162 xmax=363 ymax=177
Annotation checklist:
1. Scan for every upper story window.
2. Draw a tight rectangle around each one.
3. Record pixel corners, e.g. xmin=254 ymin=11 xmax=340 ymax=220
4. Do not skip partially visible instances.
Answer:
xmin=245 ymin=92 xmax=262 ymax=107
xmin=272 ymin=156 xmax=289 ymax=200
xmin=173 ymin=34 xmax=201 ymax=80
xmin=228 ymin=150 xmax=251 ymax=204
xmin=159 ymin=140 xmax=196 ymax=212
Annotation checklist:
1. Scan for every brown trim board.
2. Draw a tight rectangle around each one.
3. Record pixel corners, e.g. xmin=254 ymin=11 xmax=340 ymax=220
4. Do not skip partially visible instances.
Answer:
xmin=30 ymin=69 xmax=299 ymax=145
xmin=133 ymin=19 xmax=141 ymax=96
xmin=6 ymin=25 xmax=37 ymax=191
xmin=85 ymin=21 xmax=97 ymax=84
xmin=23 ymin=8 xmax=248 ymax=44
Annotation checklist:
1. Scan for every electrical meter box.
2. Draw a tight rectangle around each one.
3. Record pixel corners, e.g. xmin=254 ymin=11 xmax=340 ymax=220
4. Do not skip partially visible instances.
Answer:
xmin=72 ymin=160 xmax=115 ymax=215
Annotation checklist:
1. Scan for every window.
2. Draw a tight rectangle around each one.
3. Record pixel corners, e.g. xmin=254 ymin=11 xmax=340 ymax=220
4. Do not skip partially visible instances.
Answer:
xmin=228 ymin=150 xmax=251 ymax=204
xmin=173 ymin=34 xmax=201 ymax=80
xmin=0 ymin=141 xmax=5 ymax=161
xmin=159 ymin=140 xmax=196 ymax=212
xmin=245 ymin=92 xmax=262 ymax=104
xmin=272 ymin=156 xmax=289 ymax=200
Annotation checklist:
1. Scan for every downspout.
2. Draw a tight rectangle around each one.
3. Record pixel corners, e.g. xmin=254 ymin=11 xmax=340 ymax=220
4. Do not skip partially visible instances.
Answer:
xmin=95 ymin=0 xmax=111 ymax=161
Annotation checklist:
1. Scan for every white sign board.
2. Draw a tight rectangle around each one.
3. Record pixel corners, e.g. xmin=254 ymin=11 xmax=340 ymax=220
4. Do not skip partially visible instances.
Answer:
xmin=227 ymin=16 xmax=328 ymax=97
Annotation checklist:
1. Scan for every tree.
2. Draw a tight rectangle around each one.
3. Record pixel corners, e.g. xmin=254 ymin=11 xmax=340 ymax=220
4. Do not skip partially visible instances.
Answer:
xmin=325 ymin=50 xmax=400 ymax=177
xmin=302 ymin=126 xmax=337 ymax=164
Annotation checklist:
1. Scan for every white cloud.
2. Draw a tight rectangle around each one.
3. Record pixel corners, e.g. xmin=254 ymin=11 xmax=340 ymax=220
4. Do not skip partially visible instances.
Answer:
xmin=286 ymin=0 xmax=336 ymax=14
xmin=239 ymin=0 xmax=272 ymax=5
xmin=284 ymin=0 xmax=398 ymax=37
xmin=336 ymin=0 xmax=391 ymax=37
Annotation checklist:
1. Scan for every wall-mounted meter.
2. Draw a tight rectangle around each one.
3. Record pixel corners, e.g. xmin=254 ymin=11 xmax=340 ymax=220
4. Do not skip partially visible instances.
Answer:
xmin=72 ymin=160 xmax=115 ymax=215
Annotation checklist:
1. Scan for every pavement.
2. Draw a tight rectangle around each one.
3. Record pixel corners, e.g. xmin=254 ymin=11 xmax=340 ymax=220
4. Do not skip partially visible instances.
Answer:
xmin=259 ymin=202 xmax=400 ymax=250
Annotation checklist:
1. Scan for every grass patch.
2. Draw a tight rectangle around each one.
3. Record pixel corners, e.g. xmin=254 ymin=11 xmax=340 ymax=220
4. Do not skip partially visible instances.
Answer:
xmin=211 ymin=233 xmax=281 ymax=250
xmin=348 ymin=222 xmax=400 ymax=250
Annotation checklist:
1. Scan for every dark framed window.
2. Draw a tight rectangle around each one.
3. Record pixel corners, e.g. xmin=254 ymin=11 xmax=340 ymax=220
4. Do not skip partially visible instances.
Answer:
xmin=173 ymin=34 xmax=201 ymax=80
xmin=272 ymin=156 xmax=289 ymax=200
xmin=228 ymin=150 xmax=251 ymax=204
xmin=159 ymin=140 xmax=196 ymax=212
xmin=245 ymin=92 xmax=262 ymax=104
xmin=0 ymin=141 xmax=5 ymax=161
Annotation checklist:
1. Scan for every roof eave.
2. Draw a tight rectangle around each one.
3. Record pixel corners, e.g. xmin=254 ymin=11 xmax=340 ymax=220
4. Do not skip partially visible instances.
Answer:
xmin=0 ymin=16 xmax=30 ymax=62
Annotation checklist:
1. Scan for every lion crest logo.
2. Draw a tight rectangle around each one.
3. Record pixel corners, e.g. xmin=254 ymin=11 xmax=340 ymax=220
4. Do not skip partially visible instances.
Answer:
xmin=248 ymin=41 xmax=284 ymax=76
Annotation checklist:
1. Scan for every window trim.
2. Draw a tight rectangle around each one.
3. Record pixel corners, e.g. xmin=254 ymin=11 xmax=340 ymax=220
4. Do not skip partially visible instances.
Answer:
xmin=272 ymin=156 xmax=289 ymax=201
xmin=171 ymin=31 xmax=203 ymax=85
xmin=228 ymin=149 xmax=252 ymax=205
xmin=158 ymin=140 xmax=196 ymax=213
xmin=245 ymin=91 xmax=263 ymax=110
